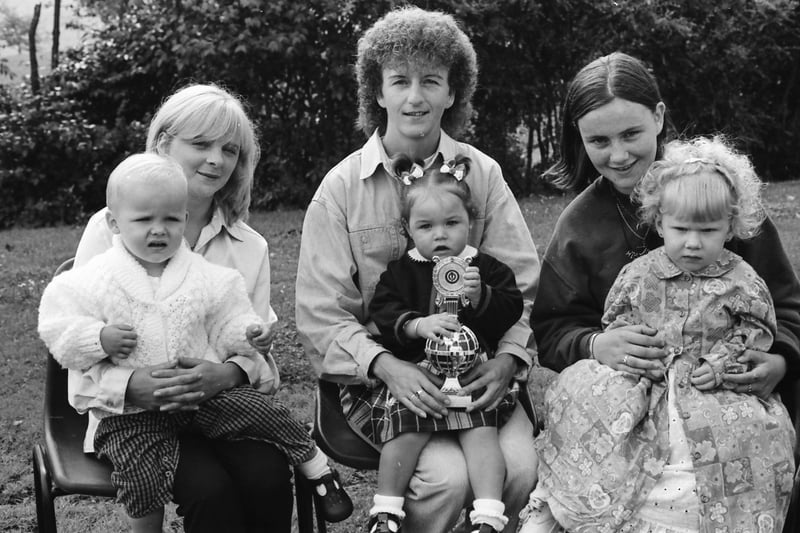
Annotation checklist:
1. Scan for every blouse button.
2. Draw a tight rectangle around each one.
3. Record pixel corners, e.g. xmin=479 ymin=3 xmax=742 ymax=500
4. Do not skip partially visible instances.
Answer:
xmin=682 ymin=412 xmax=692 ymax=419
xmin=701 ymin=495 xmax=710 ymax=503
xmin=693 ymin=451 xmax=702 ymax=459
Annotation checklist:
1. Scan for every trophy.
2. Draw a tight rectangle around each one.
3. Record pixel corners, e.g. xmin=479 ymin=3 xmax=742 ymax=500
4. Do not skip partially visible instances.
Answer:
xmin=424 ymin=256 xmax=482 ymax=408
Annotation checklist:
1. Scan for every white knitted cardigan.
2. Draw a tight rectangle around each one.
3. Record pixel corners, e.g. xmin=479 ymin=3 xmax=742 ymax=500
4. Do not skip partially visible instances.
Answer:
xmin=38 ymin=236 xmax=277 ymax=399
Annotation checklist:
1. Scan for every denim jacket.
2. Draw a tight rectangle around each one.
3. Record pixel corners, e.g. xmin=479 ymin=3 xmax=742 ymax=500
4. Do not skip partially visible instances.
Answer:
xmin=296 ymin=130 xmax=540 ymax=386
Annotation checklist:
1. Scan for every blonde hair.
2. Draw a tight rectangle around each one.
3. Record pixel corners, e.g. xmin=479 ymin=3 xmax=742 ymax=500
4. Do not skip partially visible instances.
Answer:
xmin=635 ymin=136 xmax=765 ymax=240
xmin=106 ymin=153 xmax=187 ymax=211
xmin=355 ymin=6 xmax=478 ymax=138
xmin=146 ymin=84 xmax=259 ymax=224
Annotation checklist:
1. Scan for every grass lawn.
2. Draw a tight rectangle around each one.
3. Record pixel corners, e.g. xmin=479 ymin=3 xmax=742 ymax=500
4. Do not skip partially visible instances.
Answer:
xmin=1 ymin=184 xmax=798 ymax=532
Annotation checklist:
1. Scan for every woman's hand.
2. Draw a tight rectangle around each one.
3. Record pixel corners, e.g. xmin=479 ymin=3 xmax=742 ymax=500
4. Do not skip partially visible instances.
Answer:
xmin=459 ymin=352 xmax=517 ymax=412
xmin=372 ymin=352 xmax=449 ymax=419
xmin=127 ymin=358 xmax=247 ymax=412
xmin=593 ymin=325 xmax=666 ymax=380
xmin=723 ymin=349 xmax=786 ymax=398
xmin=125 ymin=362 xmax=204 ymax=411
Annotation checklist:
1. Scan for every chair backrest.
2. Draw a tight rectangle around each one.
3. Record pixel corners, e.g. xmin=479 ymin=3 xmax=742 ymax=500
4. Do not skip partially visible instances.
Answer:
xmin=41 ymin=257 xmax=115 ymax=496
xmin=312 ymin=380 xmax=380 ymax=470
xmin=54 ymin=258 xmax=74 ymax=276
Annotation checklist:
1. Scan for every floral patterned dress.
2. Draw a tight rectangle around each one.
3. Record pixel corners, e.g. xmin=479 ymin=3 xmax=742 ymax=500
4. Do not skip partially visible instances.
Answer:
xmin=535 ymin=248 xmax=795 ymax=533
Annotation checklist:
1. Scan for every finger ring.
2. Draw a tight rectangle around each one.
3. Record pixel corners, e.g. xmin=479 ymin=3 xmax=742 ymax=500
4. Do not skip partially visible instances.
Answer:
xmin=623 ymin=355 xmax=629 ymax=366
xmin=748 ymin=384 xmax=753 ymax=394
xmin=414 ymin=389 xmax=423 ymax=398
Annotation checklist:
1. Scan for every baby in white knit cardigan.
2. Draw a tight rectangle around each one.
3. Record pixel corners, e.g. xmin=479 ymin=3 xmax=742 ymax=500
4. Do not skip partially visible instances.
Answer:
xmin=38 ymin=154 xmax=351 ymax=533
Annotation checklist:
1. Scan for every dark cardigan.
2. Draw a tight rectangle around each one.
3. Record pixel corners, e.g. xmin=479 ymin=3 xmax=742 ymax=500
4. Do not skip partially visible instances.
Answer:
xmin=532 ymin=177 xmax=800 ymax=383
xmin=369 ymin=251 xmax=523 ymax=363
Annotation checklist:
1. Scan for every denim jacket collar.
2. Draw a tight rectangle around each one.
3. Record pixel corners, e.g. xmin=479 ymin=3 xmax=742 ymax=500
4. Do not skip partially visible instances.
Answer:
xmin=359 ymin=129 xmax=460 ymax=181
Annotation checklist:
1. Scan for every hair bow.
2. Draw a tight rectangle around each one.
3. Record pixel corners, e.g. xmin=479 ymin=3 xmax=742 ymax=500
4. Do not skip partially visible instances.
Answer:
xmin=400 ymin=163 xmax=424 ymax=185
xmin=440 ymin=159 xmax=466 ymax=181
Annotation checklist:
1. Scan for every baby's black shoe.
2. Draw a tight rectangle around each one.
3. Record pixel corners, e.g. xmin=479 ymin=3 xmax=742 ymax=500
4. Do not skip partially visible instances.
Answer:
xmin=311 ymin=469 xmax=353 ymax=522
xmin=472 ymin=525 xmax=500 ymax=533
xmin=367 ymin=512 xmax=403 ymax=533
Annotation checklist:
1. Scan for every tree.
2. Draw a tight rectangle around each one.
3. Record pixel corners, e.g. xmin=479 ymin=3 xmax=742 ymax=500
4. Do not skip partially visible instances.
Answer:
xmin=2 ymin=0 xmax=800 ymax=227
xmin=51 ymin=0 xmax=60 ymax=68
xmin=29 ymin=3 xmax=41 ymax=93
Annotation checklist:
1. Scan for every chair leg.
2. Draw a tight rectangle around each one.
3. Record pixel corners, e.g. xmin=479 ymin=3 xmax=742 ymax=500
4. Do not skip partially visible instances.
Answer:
xmin=295 ymin=468 xmax=327 ymax=533
xmin=32 ymin=444 xmax=57 ymax=533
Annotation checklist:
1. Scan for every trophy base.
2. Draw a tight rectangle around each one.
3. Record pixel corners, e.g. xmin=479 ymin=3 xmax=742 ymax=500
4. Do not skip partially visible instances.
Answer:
xmin=441 ymin=377 xmax=471 ymax=409
xmin=444 ymin=393 xmax=472 ymax=409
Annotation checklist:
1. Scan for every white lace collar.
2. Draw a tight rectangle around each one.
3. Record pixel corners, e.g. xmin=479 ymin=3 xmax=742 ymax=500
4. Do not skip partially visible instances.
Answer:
xmin=407 ymin=245 xmax=477 ymax=263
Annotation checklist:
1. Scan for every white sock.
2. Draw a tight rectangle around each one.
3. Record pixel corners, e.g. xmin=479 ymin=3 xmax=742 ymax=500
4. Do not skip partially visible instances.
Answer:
xmin=469 ymin=498 xmax=507 ymax=532
xmin=369 ymin=494 xmax=405 ymax=519
xmin=297 ymin=447 xmax=331 ymax=480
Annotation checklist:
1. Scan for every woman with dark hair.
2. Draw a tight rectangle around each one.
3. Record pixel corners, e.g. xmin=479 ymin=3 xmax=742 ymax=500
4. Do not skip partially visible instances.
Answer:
xmin=526 ymin=51 xmax=800 ymax=533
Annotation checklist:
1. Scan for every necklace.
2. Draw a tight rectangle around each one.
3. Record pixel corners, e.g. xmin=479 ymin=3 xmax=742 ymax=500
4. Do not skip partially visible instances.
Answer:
xmin=613 ymin=194 xmax=649 ymax=259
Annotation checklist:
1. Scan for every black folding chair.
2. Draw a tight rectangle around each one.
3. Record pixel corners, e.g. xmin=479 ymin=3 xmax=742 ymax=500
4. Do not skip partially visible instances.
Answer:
xmin=32 ymin=258 xmax=315 ymax=532
xmin=296 ymin=377 xmax=539 ymax=532
xmin=31 ymin=258 xmax=117 ymax=532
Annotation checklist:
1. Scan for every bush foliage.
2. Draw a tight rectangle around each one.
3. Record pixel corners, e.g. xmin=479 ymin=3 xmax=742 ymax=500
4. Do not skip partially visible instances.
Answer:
xmin=1 ymin=0 xmax=799 ymax=227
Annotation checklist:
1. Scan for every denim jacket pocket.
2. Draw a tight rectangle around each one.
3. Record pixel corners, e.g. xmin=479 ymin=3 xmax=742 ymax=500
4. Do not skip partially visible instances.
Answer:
xmin=349 ymin=223 xmax=406 ymax=310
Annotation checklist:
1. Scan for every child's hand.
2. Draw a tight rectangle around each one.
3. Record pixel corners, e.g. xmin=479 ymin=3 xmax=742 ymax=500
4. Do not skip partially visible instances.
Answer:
xmin=247 ymin=323 xmax=274 ymax=354
xmin=691 ymin=361 xmax=718 ymax=391
xmin=463 ymin=266 xmax=482 ymax=307
xmin=416 ymin=313 xmax=461 ymax=341
xmin=100 ymin=324 xmax=137 ymax=358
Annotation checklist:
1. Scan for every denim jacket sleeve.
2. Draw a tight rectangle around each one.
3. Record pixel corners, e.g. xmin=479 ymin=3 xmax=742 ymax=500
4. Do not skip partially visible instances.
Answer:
xmin=295 ymin=186 xmax=389 ymax=386
xmin=472 ymin=161 xmax=540 ymax=376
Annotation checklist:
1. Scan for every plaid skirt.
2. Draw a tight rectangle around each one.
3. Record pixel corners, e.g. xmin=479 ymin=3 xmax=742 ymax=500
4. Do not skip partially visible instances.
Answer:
xmin=344 ymin=357 xmax=519 ymax=445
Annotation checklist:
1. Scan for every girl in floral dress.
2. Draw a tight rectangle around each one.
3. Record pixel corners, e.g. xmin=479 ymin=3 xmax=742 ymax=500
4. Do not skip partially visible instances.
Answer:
xmin=526 ymin=136 xmax=795 ymax=533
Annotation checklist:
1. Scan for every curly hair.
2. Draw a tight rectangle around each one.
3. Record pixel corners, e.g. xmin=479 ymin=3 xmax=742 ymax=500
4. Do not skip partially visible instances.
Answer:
xmin=355 ymin=6 xmax=478 ymax=139
xmin=544 ymin=52 xmax=670 ymax=192
xmin=634 ymin=136 xmax=765 ymax=240
xmin=392 ymin=154 xmax=478 ymax=226
xmin=146 ymin=84 xmax=260 ymax=225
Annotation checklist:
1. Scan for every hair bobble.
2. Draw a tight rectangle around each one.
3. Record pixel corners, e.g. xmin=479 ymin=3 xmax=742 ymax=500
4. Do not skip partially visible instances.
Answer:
xmin=440 ymin=159 xmax=467 ymax=181
xmin=400 ymin=163 xmax=424 ymax=185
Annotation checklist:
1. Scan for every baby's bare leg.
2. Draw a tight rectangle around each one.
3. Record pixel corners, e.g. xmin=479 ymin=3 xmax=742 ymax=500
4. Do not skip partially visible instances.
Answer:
xmin=130 ymin=506 xmax=164 ymax=533
xmin=378 ymin=432 xmax=433 ymax=496
xmin=459 ymin=426 xmax=505 ymax=499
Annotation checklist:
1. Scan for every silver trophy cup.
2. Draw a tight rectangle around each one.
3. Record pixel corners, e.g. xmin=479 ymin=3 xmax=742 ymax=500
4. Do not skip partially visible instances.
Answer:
xmin=425 ymin=325 xmax=480 ymax=408
xmin=424 ymin=255 xmax=481 ymax=409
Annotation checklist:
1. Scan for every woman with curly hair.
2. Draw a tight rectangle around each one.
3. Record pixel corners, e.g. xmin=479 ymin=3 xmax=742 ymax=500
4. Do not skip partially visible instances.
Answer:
xmin=296 ymin=6 xmax=540 ymax=533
